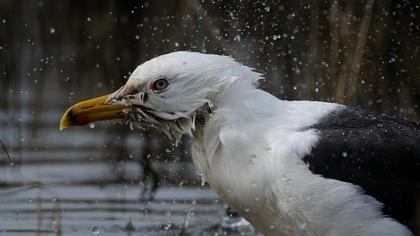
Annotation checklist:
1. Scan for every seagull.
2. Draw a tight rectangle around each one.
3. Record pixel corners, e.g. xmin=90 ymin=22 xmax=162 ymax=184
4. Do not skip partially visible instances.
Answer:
xmin=60 ymin=51 xmax=420 ymax=236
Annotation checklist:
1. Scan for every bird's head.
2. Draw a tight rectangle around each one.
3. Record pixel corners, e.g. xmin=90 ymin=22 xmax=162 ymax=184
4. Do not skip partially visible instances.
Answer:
xmin=60 ymin=51 xmax=261 ymax=140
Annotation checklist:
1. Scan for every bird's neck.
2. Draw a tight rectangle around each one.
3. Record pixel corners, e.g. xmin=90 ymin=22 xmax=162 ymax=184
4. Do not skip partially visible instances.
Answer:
xmin=192 ymin=79 xmax=255 ymax=134
xmin=188 ymin=81 xmax=271 ymax=185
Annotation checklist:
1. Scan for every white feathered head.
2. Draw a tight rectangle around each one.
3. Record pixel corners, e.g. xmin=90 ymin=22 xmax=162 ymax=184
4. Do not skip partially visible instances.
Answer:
xmin=60 ymin=51 xmax=262 ymax=140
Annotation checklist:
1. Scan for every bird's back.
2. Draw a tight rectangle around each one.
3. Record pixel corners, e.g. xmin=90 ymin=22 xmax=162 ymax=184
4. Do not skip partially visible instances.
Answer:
xmin=303 ymin=106 xmax=420 ymax=233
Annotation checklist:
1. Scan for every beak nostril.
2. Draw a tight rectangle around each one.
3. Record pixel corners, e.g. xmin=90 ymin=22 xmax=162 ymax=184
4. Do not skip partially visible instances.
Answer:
xmin=127 ymin=89 xmax=140 ymax=95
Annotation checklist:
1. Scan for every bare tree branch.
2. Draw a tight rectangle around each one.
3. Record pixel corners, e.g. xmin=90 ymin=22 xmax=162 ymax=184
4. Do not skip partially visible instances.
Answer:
xmin=305 ymin=0 xmax=320 ymax=99
xmin=0 ymin=138 xmax=12 ymax=162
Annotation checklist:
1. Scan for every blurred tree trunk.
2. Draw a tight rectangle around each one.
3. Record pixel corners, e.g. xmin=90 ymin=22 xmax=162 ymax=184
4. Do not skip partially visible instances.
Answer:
xmin=334 ymin=0 xmax=374 ymax=104
xmin=306 ymin=0 xmax=320 ymax=99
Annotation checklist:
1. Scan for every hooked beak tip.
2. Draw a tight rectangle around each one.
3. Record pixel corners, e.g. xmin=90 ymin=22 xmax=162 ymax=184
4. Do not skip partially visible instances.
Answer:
xmin=59 ymin=94 xmax=127 ymax=130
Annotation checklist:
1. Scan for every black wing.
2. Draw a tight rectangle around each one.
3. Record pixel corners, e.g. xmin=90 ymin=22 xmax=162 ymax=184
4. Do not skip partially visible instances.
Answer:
xmin=303 ymin=106 xmax=420 ymax=232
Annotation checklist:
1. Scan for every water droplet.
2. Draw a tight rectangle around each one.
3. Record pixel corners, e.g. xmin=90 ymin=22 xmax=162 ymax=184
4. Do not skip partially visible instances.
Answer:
xmin=89 ymin=123 xmax=95 ymax=129
xmin=49 ymin=28 xmax=55 ymax=34
xmin=298 ymin=222 xmax=307 ymax=230
xmin=342 ymin=152 xmax=348 ymax=157
xmin=281 ymin=175 xmax=291 ymax=184
xmin=273 ymin=35 xmax=280 ymax=40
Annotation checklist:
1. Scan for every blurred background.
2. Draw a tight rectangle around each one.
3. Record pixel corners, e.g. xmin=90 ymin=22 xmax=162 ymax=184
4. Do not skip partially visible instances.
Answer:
xmin=0 ymin=0 xmax=419 ymax=235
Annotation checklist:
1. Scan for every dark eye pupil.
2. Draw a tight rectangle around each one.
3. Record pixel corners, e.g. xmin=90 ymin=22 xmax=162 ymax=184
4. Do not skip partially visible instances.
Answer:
xmin=153 ymin=78 xmax=168 ymax=90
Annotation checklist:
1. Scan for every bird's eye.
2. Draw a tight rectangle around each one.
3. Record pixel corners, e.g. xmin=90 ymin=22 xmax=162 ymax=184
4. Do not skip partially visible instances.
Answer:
xmin=150 ymin=77 xmax=169 ymax=92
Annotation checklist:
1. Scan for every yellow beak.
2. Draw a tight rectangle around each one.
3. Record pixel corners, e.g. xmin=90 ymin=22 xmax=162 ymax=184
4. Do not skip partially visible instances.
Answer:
xmin=59 ymin=94 xmax=127 ymax=130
